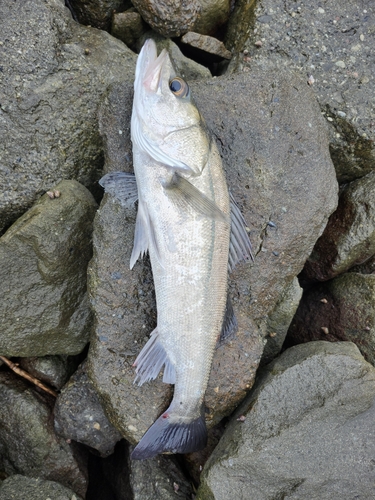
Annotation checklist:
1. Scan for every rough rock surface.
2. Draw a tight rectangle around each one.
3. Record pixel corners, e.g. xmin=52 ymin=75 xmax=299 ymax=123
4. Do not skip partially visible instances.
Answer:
xmin=19 ymin=355 xmax=77 ymax=390
xmin=0 ymin=372 xmax=88 ymax=497
xmin=261 ymin=277 xmax=302 ymax=366
xmin=0 ymin=0 xmax=136 ymax=232
xmin=301 ymin=170 xmax=375 ymax=283
xmin=0 ymin=180 xmax=97 ymax=357
xmin=130 ymin=453 xmax=193 ymax=499
xmin=198 ymin=341 xmax=375 ymax=500
xmin=88 ymin=65 xmax=337 ymax=444
xmin=288 ymin=273 xmax=375 ymax=366
xmin=235 ymin=0 xmax=375 ymax=183
xmin=181 ymin=32 xmax=232 ymax=60
xmin=193 ymin=0 xmax=230 ymax=36
xmin=131 ymin=0 xmax=201 ymax=37
xmin=54 ymin=362 xmax=122 ymax=456
xmin=111 ymin=10 xmax=148 ymax=50
xmin=68 ymin=0 xmax=130 ymax=31
xmin=0 ymin=475 xmax=83 ymax=500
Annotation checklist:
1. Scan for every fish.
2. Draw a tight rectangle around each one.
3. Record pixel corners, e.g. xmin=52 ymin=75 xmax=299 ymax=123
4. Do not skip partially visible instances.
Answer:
xmin=99 ymin=39 xmax=252 ymax=460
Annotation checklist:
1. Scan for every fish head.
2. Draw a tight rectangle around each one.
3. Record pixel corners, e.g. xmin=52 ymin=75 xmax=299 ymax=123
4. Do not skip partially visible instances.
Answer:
xmin=132 ymin=39 xmax=210 ymax=175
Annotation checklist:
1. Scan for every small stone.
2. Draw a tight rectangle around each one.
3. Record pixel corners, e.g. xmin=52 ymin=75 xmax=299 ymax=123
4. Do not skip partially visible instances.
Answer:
xmin=337 ymin=111 xmax=347 ymax=118
xmin=335 ymin=60 xmax=346 ymax=68
xmin=269 ymin=332 xmax=277 ymax=338
xmin=317 ymin=7 xmax=325 ymax=13
xmin=321 ymin=327 xmax=329 ymax=335
xmin=254 ymin=40 xmax=262 ymax=47
xmin=320 ymin=298 xmax=328 ymax=304
xmin=181 ymin=32 xmax=232 ymax=60
xmin=307 ymin=75 xmax=315 ymax=85
xmin=360 ymin=34 xmax=365 ymax=41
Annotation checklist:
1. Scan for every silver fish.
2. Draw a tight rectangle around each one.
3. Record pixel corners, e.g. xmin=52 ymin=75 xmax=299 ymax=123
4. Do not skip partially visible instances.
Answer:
xmin=100 ymin=39 xmax=252 ymax=459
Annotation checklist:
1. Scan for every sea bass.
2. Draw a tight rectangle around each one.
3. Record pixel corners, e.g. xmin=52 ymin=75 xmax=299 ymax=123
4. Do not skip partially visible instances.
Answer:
xmin=100 ymin=39 xmax=252 ymax=460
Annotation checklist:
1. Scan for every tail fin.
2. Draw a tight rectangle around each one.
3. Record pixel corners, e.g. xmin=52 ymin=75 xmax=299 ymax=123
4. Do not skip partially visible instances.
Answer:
xmin=131 ymin=411 xmax=207 ymax=460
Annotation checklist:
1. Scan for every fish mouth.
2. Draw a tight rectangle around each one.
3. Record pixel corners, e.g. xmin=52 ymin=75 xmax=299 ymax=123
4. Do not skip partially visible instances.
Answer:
xmin=136 ymin=39 xmax=169 ymax=93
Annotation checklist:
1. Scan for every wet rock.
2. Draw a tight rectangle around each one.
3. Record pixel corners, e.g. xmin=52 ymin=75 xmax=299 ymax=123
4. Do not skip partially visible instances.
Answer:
xmin=0 ymin=0 xmax=136 ymax=232
xmin=130 ymin=453 xmax=193 ymax=499
xmin=236 ymin=0 xmax=375 ymax=183
xmin=261 ymin=277 xmax=302 ymax=366
xmin=67 ymin=0 xmax=130 ymax=31
xmin=288 ymin=272 xmax=375 ymax=366
xmin=192 ymin=0 xmax=231 ymax=36
xmin=136 ymin=32 xmax=212 ymax=80
xmin=302 ymin=170 xmax=375 ymax=283
xmin=131 ymin=0 xmax=200 ymax=37
xmin=0 ymin=475 xmax=83 ymax=500
xmin=88 ymin=63 xmax=337 ymax=445
xmin=54 ymin=362 xmax=122 ymax=457
xmin=19 ymin=355 xmax=77 ymax=390
xmin=181 ymin=32 xmax=232 ymax=61
xmin=0 ymin=372 xmax=88 ymax=497
xmin=198 ymin=341 xmax=375 ymax=499
xmin=111 ymin=10 xmax=148 ymax=50
xmin=0 ymin=180 xmax=97 ymax=357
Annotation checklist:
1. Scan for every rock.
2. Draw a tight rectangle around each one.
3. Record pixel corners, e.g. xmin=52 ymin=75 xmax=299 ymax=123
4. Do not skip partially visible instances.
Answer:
xmin=136 ymin=32 xmax=212 ymax=80
xmin=67 ymin=0 xmax=130 ymax=31
xmin=88 ymin=63 xmax=337 ymax=446
xmin=181 ymin=32 xmax=232 ymax=61
xmin=301 ymin=170 xmax=375 ymax=283
xmin=54 ymin=362 xmax=122 ymax=457
xmin=0 ymin=475 xmax=83 ymax=500
xmin=19 ymin=355 xmax=77 ymax=390
xmin=111 ymin=10 xmax=148 ymax=50
xmin=0 ymin=0 xmax=136 ymax=233
xmin=288 ymin=272 xmax=375 ymax=366
xmin=232 ymin=0 xmax=375 ymax=183
xmin=130 ymin=453 xmax=193 ymax=499
xmin=0 ymin=372 xmax=88 ymax=497
xmin=198 ymin=341 xmax=375 ymax=499
xmin=131 ymin=0 xmax=200 ymax=37
xmin=0 ymin=180 xmax=97 ymax=357
xmin=261 ymin=277 xmax=302 ymax=366
xmin=192 ymin=0 xmax=231 ymax=36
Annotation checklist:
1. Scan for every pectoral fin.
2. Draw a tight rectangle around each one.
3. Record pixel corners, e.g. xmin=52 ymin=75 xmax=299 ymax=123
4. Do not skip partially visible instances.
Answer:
xmin=163 ymin=173 xmax=228 ymax=222
xmin=229 ymin=193 xmax=253 ymax=272
xmin=99 ymin=171 xmax=138 ymax=208
xmin=218 ymin=295 xmax=238 ymax=345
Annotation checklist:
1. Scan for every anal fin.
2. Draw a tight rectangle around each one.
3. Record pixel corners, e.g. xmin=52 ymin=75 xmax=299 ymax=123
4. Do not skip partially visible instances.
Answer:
xmin=133 ymin=328 xmax=176 ymax=386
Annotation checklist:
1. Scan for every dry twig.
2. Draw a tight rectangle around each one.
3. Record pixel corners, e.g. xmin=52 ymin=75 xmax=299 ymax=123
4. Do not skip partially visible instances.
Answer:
xmin=0 ymin=356 xmax=58 ymax=397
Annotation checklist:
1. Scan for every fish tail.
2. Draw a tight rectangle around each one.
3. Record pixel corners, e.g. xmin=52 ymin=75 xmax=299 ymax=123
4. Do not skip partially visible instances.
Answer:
xmin=131 ymin=408 xmax=207 ymax=460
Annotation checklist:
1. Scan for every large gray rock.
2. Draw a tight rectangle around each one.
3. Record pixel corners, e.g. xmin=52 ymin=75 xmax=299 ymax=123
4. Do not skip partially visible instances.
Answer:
xmin=0 ymin=180 xmax=97 ymax=357
xmin=0 ymin=373 xmax=88 ymax=497
xmin=231 ymin=0 xmax=375 ymax=183
xmin=0 ymin=0 xmax=136 ymax=232
xmin=0 ymin=475 xmax=83 ymax=500
xmin=54 ymin=362 xmax=122 ymax=456
xmin=288 ymin=272 xmax=375 ymax=366
xmin=302 ymin=170 xmax=375 ymax=283
xmin=198 ymin=341 xmax=375 ymax=500
xmin=88 ymin=64 xmax=337 ymax=446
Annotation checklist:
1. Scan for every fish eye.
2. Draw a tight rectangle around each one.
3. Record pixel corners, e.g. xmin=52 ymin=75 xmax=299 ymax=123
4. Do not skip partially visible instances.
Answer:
xmin=169 ymin=77 xmax=189 ymax=98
